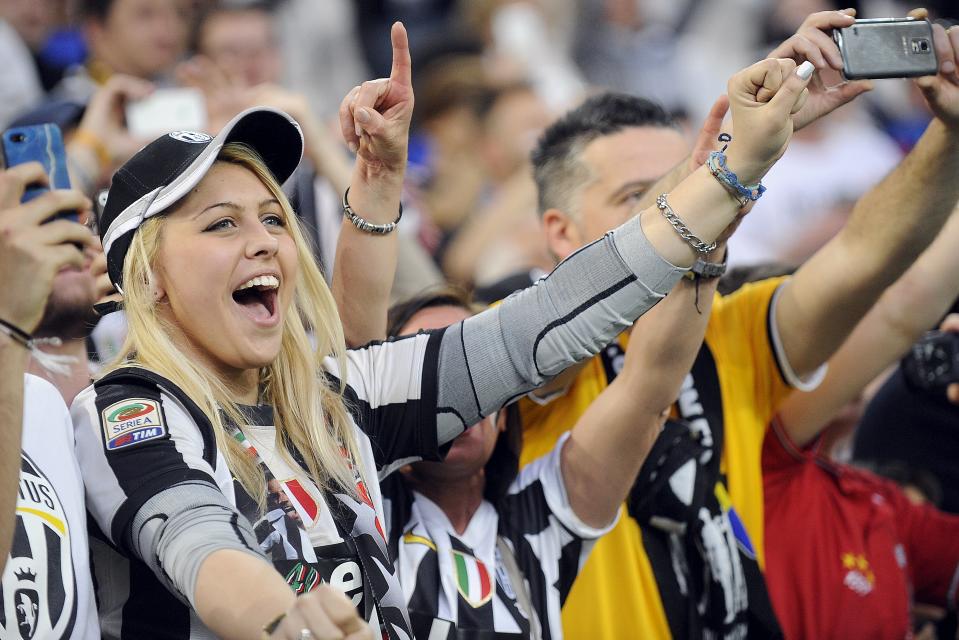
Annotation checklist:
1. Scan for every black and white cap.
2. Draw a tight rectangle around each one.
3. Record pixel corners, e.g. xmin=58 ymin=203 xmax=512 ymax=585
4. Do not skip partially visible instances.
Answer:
xmin=99 ymin=107 xmax=303 ymax=292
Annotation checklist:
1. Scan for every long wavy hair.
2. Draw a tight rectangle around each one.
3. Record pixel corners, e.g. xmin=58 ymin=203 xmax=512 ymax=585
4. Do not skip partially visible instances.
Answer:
xmin=103 ymin=142 xmax=361 ymax=504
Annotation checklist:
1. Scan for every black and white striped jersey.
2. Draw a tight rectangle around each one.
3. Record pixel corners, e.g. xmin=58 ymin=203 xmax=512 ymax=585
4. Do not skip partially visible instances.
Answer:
xmin=1 ymin=375 xmax=99 ymax=640
xmin=69 ymin=224 xmax=685 ymax=639
xmin=383 ymin=433 xmax=614 ymax=640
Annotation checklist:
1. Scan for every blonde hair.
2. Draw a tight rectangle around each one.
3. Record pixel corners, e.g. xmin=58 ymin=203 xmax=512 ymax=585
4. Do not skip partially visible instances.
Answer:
xmin=105 ymin=142 xmax=360 ymax=503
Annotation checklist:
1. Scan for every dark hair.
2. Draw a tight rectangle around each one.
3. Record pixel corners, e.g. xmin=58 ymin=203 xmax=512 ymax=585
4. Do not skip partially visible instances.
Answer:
xmin=77 ymin=0 xmax=115 ymax=20
xmin=386 ymin=287 xmax=522 ymax=503
xmin=531 ymin=92 xmax=678 ymax=215
xmin=386 ymin=285 xmax=479 ymax=338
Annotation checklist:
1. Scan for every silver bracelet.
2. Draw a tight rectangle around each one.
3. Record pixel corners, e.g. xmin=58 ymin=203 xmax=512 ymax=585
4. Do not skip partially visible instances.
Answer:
xmin=342 ymin=187 xmax=403 ymax=235
xmin=655 ymin=193 xmax=717 ymax=254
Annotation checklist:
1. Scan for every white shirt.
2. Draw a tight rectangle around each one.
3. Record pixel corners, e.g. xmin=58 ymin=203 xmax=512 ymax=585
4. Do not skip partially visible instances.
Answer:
xmin=0 ymin=375 xmax=97 ymax=639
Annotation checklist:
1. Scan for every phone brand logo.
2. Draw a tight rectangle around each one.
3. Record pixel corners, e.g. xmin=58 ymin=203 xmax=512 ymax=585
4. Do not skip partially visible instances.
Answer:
xmin=169 ymin=131 xmax=212 ymax=144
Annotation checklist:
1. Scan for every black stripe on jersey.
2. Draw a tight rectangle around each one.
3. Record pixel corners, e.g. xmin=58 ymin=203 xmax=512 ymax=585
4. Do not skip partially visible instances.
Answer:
xmin=44 ymin=524 xmax=66 ymax=624
xmin=10 ymin=507 xmax=32 ymax=560
xmin=97 ymin=368 xmax=218 ymax=469
xmin=765 ymin=283 xmax=790 ymax=387
xmin=450 ymin=537 xmax=496 ymax=632
xmin=530 ymin=275 xmax=638 ymax=378
xmin=121 ymin=558 xmax=191 ymax=639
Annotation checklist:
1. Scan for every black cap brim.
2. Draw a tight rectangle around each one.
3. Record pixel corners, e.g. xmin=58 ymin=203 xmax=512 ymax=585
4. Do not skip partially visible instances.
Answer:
xmin=101 ymin=107 xmax=304 ymax=291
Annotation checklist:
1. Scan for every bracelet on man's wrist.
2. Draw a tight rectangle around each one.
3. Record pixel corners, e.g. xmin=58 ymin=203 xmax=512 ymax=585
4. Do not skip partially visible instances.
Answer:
xmin=71 ymin=128 xmax=111 ymax=169
xmin=684 ymin=248 xmax=728 ymax=281
xmin=655 ymin=193 xmax=717 ymax=254
xmin=342 ymin=187 xmax=403 ymax=235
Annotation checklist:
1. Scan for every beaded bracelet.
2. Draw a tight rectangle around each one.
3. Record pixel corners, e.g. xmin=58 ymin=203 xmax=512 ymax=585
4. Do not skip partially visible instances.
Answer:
xmin=342 ymin=187 xmax=403 ymax=235
xmin=706 ymin=151 xmax=765 ymax=207
xmin=655 ymin=193 xmax=717 ymax=254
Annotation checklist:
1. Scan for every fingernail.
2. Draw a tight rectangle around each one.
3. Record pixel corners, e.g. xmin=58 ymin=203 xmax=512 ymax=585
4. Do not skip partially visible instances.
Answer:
xmin=355 ymin=123 xmax=362 ymax=138
xmin=348 ymin=141 xmax=358 ymax=154
xmin=356 ymin=108 xmax=371 ymax=124
xmin=797 ymin=61 xmax=815 ymax=80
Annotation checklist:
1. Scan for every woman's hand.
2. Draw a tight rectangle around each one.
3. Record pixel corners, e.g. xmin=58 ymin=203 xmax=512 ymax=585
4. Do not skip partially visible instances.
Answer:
xmin=338 ymin=22 xmax=413 ymax=185
xmin=268 ymin=585 xmax=373 ymax=640
xmin=724 ymin=57 xmax=815 ymax=185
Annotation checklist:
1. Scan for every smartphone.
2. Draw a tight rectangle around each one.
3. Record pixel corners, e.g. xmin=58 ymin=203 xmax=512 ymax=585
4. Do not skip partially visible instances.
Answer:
xmin=833 ymin=18 xmax=939 ymax=80
xmin=1 ymin=123 xmax=78 ymax=222
xmin=901 ymin=331 xmax=959 ymax=391
xmin=125 ymin=88 xmax=207 ymax=138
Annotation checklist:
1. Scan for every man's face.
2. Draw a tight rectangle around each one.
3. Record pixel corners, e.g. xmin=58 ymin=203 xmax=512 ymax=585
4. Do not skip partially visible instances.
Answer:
xmin=34 ymin=249 xmax=98 ymax=340
xmin=92 ymin=0 xmax=188 ymax=78
xmin=559 ymin=126 xmax=689 ymax=260
xmin=198 ymin=9 xmax=281 ymax=87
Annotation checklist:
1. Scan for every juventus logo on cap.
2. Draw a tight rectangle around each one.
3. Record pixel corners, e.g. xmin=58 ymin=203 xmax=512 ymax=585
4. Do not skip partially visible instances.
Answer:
xmin=169 ymin=131 xmax=212 ymax=143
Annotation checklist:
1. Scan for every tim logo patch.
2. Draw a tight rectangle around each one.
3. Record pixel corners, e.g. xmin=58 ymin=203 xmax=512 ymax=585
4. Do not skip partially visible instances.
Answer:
xmin=101 ymin=399 xmax=166 ymax=450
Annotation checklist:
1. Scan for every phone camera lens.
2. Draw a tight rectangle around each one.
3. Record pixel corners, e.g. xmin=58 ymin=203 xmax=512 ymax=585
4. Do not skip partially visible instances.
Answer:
xmin=920 ymin=40 xmax=929 ymax=51
xmin=10 ymin=133 xmax=25 ymax=143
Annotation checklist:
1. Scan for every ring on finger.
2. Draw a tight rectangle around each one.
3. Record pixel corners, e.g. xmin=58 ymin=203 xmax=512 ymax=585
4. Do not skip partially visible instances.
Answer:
xmin=298 ymin=629 xmax=315 ymax=640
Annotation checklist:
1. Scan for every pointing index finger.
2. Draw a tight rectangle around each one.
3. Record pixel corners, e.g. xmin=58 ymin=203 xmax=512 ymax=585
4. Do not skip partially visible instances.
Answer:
xmin=389 ymin=22 xmax=412 ymax=89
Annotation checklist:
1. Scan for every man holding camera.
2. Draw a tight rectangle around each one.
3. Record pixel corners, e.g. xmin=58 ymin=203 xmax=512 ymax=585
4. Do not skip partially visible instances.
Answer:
xmin=0 ymin=164 xmax=98 ymax=638
xmin=516 ymin=9 xmax=959 ymax=639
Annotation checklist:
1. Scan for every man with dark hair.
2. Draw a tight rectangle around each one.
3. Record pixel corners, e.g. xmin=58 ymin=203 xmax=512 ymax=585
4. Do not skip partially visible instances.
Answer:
xmin=514 ymin=10 xmax=959 ymax=639
xmin=0 ymin=164 xmax=98 ymax=639
xmin=58 ymin=0 xmax=188 ymax=103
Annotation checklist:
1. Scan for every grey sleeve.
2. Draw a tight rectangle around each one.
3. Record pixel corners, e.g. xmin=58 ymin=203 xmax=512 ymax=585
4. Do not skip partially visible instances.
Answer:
xmin=129 ymin=480 xmax=266 ymax=608
xmin=434 ymin=218 xmax=683 ymax=444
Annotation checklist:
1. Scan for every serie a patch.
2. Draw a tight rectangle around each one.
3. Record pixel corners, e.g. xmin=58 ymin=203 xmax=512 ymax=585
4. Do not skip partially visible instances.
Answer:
xmin=101 ymin=399 xmax=167 ymax=451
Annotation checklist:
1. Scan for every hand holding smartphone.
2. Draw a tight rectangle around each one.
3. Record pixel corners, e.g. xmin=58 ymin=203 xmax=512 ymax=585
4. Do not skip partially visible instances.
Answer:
xmin=0 ymin=123 xmax=78 ymax=222
xmin=833 ymin=17 xmax=939 ymax=80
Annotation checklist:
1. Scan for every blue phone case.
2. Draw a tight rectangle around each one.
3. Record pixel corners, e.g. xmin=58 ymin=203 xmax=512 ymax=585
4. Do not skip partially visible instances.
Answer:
xmin=1 ymin=123 xmax=77 ymax=221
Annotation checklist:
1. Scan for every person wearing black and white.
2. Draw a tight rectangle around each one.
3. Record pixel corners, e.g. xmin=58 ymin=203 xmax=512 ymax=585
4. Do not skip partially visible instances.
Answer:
xmin=0 ymin=164 xmax=99 ymax=639
xmin=377 ymin=279 xmax=718 ymax=640
xmin=68 ymin=21 xmax=813 ymax=640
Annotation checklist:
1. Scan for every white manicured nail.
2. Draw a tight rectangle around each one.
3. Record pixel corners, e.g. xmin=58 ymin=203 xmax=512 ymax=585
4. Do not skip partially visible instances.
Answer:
xmin=797 ymin=61 xmax=815 ymax=80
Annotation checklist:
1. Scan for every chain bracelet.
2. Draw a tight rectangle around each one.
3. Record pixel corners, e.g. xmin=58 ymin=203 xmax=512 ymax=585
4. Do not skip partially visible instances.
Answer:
xmin=655 ymin=193 xmax=717 ymax=254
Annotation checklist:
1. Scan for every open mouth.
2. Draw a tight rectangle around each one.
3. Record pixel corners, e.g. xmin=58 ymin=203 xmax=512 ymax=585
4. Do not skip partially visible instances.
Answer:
xmin=232 ymin=275 xmax=279 ymax=324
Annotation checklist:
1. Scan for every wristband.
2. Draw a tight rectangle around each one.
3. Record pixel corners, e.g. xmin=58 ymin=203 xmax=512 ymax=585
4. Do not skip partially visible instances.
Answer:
xmin=684 ymin=250 xmax=728 ymax=281
xmin=706 ymin=151 xmax=765 ymax=206
xmin=342 ymin=187 xmax=402 ymax=235
xmin=0 ymin=317 xmax=32 ymax=350
xmin=71 ymin=128 xmax=111 ymax=169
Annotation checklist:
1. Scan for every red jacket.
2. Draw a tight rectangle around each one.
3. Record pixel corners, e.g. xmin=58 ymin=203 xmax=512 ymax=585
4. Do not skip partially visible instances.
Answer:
xmin=763 ymin=416 xmax=959 ymax=639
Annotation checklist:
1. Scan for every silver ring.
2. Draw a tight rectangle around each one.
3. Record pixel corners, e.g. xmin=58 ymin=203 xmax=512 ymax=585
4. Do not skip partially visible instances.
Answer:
xmin=298 ymin=629 xmax=314 ymax=640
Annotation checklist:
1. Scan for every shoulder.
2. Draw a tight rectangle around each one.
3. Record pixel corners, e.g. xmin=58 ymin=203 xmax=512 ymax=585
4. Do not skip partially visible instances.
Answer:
xmin=24 ymin=373 xmax=69 ymax=414
xmin=72 ymin=367 xmax=211 ymax=454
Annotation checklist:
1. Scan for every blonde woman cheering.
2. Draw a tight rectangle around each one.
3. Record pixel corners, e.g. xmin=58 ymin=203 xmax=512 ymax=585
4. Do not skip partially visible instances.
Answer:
xmin=69 ymin=21 xmax=815 ymax=640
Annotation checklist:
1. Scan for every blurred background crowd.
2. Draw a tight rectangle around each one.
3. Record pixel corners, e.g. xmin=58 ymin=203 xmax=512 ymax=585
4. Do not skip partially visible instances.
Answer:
xmin=4 ymin=0 xmax=956 ymax=293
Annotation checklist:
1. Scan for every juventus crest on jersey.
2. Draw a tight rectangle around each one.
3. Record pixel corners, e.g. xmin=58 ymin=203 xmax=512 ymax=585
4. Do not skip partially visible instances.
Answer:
xmin=1 ymin=454 xmax=78 ymax=639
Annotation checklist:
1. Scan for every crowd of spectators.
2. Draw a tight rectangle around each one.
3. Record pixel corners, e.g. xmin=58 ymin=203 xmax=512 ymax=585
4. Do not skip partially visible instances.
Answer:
xmin=2 ymin=0 xmax=959 ymax=638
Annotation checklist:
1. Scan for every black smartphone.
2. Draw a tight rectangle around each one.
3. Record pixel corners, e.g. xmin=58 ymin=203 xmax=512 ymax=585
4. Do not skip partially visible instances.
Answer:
xmin=901 ymin=331 xmax=959 ymax=391
xmin=0 ymin=123 xmax=78 ymax=222
xmin=833 ymin=18 xmax=939 ymax=80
